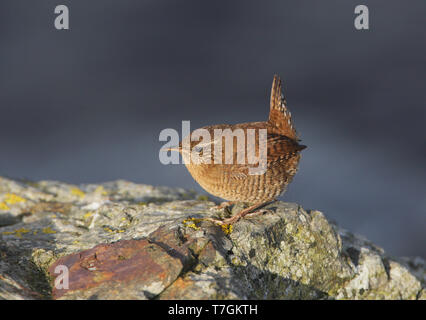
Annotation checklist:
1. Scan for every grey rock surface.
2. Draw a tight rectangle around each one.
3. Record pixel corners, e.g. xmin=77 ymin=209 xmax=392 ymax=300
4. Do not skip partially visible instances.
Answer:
xmin=0 ymin=177 xmax=424 ymax=300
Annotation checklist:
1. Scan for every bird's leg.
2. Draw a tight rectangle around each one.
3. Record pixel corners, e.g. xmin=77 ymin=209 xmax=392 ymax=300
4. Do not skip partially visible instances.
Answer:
xmin=210 ymin=201 xmax=235 ymax=211
xmin=204 ymin=200 xmax=276 ymax=227
xmin=221 ymin=202 xmax=268 ymax=225
xmin=244 ymin=209 xmax=268 ymax=219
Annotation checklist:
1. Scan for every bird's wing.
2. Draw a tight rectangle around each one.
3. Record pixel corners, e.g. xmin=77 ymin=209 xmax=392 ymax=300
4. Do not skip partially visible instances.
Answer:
xmin=266 ymin=133 xmax=305 ymax=163
xmin=187 ymin=123 xmax=304 ymax=178
xmin=222 ymin=132 xmax=305 ymax=179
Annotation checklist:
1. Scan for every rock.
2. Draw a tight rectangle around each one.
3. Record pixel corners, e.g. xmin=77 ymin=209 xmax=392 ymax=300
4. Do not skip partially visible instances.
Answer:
xmin=0 ymin=176 xmax=424 ymax=300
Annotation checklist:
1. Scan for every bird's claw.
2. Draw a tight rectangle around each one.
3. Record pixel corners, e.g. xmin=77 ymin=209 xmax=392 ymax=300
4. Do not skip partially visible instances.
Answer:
xmin=209 ymin=201 xmax=234 ymax=212
xmin=244 ymin=209 xmax=268 ymax=219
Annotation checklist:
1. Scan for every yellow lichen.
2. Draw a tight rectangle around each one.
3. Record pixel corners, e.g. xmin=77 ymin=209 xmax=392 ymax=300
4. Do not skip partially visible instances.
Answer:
xmin=103 ymin=227 xmax=125 ymax=234
xmin=4 ymin=193 xmax=26 ymax=205
xmin=182 ymin=217 xmax=203 ymax=230
xmin=83 ymin=211 xmax=94 ymax=219
xmin=2 ymin=227 xmax=30 ymax=238
xmin=182 ymin=217 xmax=233 ymax=234
xmin=71 ymin=187 xmax=85 ymax=198
xmin=95 ymin=185 xmax=108 ymax=196
xmin=42 ymin=227 xmax=56 ymax=234
xmin=0 ymin=202 xmax=10 ymax=211
xmin=186 ymin=222 xmax=200 ymax=230
xmin=221 ymin=224 xmax=233 ymax=235
xmin=15 ymin=228 xmax=30 ymax=237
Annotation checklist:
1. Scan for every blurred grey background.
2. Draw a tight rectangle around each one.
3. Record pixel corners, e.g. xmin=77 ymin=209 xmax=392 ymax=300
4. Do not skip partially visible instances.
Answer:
xmin=0 ymin=1 xmax=425 ymax=257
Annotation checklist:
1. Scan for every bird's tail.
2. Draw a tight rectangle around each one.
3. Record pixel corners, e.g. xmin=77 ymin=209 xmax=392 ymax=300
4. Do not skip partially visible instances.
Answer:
xmin=268 ymin=74 xmax=298 ymax=141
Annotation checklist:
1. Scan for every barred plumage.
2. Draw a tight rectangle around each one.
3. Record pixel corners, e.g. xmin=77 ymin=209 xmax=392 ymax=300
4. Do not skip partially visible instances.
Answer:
xmin=172 ymin=75 xmax=306 ymax=224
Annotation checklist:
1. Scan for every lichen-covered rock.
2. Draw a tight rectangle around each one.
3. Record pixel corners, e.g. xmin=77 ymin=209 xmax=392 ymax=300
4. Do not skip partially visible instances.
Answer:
xmin=0 ymin=176 xmax=424 ymax=300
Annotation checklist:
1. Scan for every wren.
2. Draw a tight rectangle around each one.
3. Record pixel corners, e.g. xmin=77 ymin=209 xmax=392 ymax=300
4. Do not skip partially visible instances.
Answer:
xmin=169 ymin=75 xmax=306 ymax=225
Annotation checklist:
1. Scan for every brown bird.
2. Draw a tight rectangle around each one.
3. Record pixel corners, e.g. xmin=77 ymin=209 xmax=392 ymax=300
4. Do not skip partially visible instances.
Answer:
xmin=169 ymin=75 xmax=306 ymax=225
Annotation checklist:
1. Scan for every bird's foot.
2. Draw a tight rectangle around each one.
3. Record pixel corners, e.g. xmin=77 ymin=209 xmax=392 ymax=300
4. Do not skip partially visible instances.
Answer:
xmin=201 ymin=217 xmax=234 ymax=234
xmin=206 ymin=202 xmax=269 ymax=227
xmin=244 ymin=209 xmax=269 ymax=219
xmin=209 ymin=201 xmax=234 ymax=212
xmin=221 ymin=209 xmax=268 ymax=225
xmin=185 ymin=202 xmax=271 ymax=235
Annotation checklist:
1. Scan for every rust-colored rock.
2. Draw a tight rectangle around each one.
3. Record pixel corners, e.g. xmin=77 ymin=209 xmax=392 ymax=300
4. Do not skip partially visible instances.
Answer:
xmin=48 ymin=226 xmax=200 ymax=299
xmin=159 ymin=276 xmax=202 ymax=300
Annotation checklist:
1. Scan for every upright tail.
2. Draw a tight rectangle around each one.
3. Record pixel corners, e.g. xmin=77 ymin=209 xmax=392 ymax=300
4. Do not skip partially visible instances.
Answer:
xmin=268 ymin=74 xmax=298 ymax=141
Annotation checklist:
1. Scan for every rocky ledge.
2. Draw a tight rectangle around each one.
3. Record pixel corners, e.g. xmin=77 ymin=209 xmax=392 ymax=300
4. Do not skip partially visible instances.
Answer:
xmin=0 ymin=177 xmax=424 ymax=300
